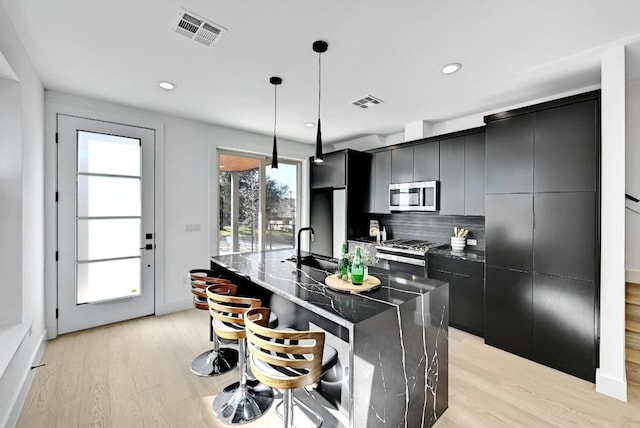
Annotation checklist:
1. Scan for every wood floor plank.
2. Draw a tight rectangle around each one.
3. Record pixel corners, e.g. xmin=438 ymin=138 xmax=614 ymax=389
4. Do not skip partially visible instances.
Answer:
xmin=627 ymin=361 xmax=640 ymax=385
xmin=627 ymin=348 xmax=640 ymax=365
xmin=16 ymin=310 xmax=640 ymax=428
xmin=627 ymin=319 xmax=640 ymax=334
xmin=627 ymin=282 xmax=640 ymax=305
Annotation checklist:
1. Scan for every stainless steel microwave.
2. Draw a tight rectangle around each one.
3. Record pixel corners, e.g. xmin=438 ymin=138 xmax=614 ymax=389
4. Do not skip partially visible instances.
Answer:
xmin=389 ymin=181 xmax=438 ymax=211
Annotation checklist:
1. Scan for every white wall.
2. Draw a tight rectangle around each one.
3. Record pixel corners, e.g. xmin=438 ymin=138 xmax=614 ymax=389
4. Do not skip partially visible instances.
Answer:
xmin=0 ymin=1 xmax=47 ymax=426
xmin=596 ymin=46 xmax=627 ymax=402
xmin=626 ymin=79 xmax=640 ymax=279
xmin=0 ymin=77 xmax=22 ymax=326
xmin=44 ymin=91 xmax=313 ymax=335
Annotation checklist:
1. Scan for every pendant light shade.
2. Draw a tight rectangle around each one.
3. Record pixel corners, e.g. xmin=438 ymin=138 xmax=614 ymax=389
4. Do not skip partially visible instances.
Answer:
xmin=270 ymin=76 xmax=282 ymax=169
xmin=313 ymin=40 xmax=328 ymax=163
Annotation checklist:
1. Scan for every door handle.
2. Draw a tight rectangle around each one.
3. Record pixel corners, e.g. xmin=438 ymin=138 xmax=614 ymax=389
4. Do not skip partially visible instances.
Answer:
xmin=140 ymin=244 xmax=153 ymax=250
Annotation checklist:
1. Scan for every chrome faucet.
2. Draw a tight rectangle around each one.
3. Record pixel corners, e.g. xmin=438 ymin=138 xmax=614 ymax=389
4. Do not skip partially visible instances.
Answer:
xmin=296 ymin=227 xmax=315 ymax=269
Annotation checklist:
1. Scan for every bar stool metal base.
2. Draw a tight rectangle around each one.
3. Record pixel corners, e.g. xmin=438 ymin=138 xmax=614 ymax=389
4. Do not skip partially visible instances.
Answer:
xmin=212 ymin=380 xmax=273 ymax=424
xmin=190 ymin=347 xmax=238 ymax=377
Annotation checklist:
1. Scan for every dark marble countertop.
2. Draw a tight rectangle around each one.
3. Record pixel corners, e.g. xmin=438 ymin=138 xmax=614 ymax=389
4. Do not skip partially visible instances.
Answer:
xmin=428 ymin=245 xmax=486 ymax=263
xmin=210 ymin=249 xmax=447 ymax=328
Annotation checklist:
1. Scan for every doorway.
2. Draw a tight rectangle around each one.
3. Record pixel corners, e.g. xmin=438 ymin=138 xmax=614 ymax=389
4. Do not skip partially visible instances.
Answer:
xmin=57 ymin=115 xmax=155 ymax=334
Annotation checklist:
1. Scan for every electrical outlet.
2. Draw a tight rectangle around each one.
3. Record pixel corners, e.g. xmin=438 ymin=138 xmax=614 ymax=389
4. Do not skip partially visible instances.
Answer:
xmin=186 ymin=224 xmax=200 ymax=232
xmin=467 ymin=239 xmax=477 ymax=246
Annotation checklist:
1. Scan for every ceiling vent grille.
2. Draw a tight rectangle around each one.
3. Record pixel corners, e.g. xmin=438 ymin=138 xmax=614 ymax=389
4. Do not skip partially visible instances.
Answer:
xmin=351 ymin=95 xmax=384 ymax=109
xmin=174 ymin=9 xmax=227 ymax=47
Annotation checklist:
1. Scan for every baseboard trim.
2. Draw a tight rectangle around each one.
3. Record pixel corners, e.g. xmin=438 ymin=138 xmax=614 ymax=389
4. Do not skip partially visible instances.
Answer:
xmin=155 ymin=298 xmax=192 ymax=316
xmin=626 ymin=269 xmax=640 ymax=284
xmin=595 ymin=368 xmax=628 ymax=402
xmin=4 ymin=329 xmax=47 ymax=428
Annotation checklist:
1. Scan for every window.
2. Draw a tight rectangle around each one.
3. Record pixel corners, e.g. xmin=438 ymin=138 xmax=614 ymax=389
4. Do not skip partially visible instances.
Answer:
xmin=218 ymin=151 xmax=299 ymax=255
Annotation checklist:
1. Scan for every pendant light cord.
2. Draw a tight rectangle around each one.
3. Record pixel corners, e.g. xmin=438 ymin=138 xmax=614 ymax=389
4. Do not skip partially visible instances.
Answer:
xmin=273 ymin=84 xmax=277 ymax=136
xmin=317 ymin=51 xmax=322 ymax=119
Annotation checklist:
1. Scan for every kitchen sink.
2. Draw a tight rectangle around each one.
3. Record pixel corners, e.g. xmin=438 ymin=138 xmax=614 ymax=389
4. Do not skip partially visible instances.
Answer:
xmin=287 ymin=254 xmax=338 ymax=272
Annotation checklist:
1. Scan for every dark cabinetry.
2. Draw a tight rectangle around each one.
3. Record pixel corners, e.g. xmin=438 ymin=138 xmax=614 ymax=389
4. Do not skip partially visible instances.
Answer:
xmin=533 ymin=192 xmax=596 ymax=281
xmin=485 ymin=194 xmax=533 ymax=271
xmin=391 ymin=146 xmax=414 ymax=183
xmin=439 ymin=133 xmax=485 ymax=216
xmin=428 ymin=254 xmax=484 ymax=337
xmin=485 ymin=114 xmax=534 ymax=194
xmin=368 ymin=150 xmax=391 ymax=214
xmin=391 ymin=141 xmax=440 ymax=184
xmin=532 ymin=273 xmax=596 ymax=381
xmin=464 ymin=132 xmax=486 ymax=216
xmin=309 ymin=150 xmax=372 ymax=257
xmin=484 ymin=91 xmax=600 ymax=382
xmin=366 ymin=129 xmax=483 ymax=215
xmin=485 ymin=266 xmax=532 ymax=355
xmin=439 ymin=137 xmax=465 ymax=215
xmin=310 ymin=189 xmax=332 ymax=256
xmin=311 ymin=152 xmax=346 ymax=189
xmin=413 ymin=141 xmax=440 ymax=182
xmin=534 ymin=101 xmax=597 ymax=193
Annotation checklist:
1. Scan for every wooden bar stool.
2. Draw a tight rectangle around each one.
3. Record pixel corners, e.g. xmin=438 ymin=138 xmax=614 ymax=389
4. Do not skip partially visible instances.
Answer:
xmin=189 ymin=269 xmax=238 ymax=377
xmin=208 ymin=285 xmax=274 ymax=424
xmin=245 ymin=307 xmax=335 ymax=428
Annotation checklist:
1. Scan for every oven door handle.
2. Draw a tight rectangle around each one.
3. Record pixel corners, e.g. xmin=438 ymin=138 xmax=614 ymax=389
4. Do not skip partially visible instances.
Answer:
xmin=376 ymin=252 xmax=426 ymax=266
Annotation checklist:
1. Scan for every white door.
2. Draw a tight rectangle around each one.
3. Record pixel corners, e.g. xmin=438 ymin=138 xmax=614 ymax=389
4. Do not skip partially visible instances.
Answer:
xmin=57 ymin=115 xmax=155 ymax=334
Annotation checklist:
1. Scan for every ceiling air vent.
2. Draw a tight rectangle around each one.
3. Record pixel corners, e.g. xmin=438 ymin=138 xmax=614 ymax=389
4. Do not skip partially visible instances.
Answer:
xmin=351 ymin=95 xmax=384 ymax=109
xmin=174 ymin=9 xmax=227 ymax=47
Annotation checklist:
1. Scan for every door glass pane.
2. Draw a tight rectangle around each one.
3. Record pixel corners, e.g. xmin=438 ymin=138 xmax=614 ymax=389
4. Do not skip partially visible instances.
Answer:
xmin=218 ymin=154 xmax=260 ymax=254
xmin=77 ymin=258 xmax=141 ymax=304
xmin=76 ymin=131 xmax=142 ymax=304
xmin=266 ymin=163 xmax=296 ymax=250
xmin=218 ymin=153 xmax=298 ymax=255
xmin=77 ymin=219 xmax=141 ymax=260
xmin=78 ymin=131 xmax=141 ymax=176
xmin=77 ymin=175 xmax=141 ymax=217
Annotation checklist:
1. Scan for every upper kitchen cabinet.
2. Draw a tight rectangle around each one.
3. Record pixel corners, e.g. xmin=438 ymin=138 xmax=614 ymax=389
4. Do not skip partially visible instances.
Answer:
xmin=464 ymin=132 xmax=486 ymax=216
xmin=369 ymin=150 xmax=391 ymax=214
xmin=413 ymin=141 xmax=440 ymax=182
xmin=534 ymin=100 xmax=598 ymax=193
xmin=439 ymin=137 xmax=465 ymax=215
xmin=391 ymin=145 xmax=414 ymax=183
xmin=485 ymin=114 xmax=534 ymax=194
xmin=391 ymin=141 xmax=440 ymax=184
xmin=310 ymin=151 xmax=346 ymax=189
xmin=440 ymin=132 xmax=486 ymax=216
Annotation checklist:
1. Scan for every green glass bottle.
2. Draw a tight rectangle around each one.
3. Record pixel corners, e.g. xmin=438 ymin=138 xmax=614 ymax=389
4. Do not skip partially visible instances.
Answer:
xmin=351 ymin=246 xmax=365 ymax=285
xmin=339 ymin=241 xmax=349 ymax=279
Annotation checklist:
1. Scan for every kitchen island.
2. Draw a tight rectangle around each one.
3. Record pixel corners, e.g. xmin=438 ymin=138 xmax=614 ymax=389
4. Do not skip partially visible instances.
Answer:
xmin=210 ymin=248 xmax=448 ymax=428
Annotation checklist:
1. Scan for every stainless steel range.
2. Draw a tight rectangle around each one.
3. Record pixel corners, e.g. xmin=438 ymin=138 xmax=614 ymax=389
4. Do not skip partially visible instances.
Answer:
xmin=376 ymin=239 xmax=445 ymax=275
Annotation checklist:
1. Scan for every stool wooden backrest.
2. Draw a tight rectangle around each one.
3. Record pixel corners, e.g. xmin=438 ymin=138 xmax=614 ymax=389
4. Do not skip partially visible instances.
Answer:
xmin=245 ymin=307 xmax=325 ymax=390
xmin=190 ymin=270 xmax=232 ymax=310
xmin=206 ymin=285 xmax=261 ymax=340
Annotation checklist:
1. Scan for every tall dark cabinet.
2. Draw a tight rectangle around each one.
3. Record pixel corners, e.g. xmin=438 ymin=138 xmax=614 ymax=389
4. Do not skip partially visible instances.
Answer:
xmin=309 ymin=150 xmax=372 ymax=257
xmin=484 ymin=91 xmax=600 ymax=382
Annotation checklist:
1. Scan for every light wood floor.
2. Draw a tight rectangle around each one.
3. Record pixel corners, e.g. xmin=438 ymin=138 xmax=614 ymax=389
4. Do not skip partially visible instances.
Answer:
xmin=17 ymin=309 xmax=640 ymax=427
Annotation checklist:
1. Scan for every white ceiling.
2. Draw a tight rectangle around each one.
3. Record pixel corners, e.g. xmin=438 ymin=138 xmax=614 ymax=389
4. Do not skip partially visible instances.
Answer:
xmin=5 ymin=0 xmax=640 ymax=146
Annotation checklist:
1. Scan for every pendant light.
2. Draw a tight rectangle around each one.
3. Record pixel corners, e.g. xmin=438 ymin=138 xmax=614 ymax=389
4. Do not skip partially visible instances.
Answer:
xmin=313 ymin=40 xmax=328 ymax=163
xmin=270 ymin=76 xmax=282 ymax=169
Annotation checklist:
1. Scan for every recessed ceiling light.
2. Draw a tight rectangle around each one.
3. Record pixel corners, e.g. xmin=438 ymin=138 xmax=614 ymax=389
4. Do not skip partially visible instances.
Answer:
xmin=441 ymin=63 xmax=462 ymax=75
xmin=305 ymin=122 xmax=316 ymax=128
xmin=159 ymin=81 xmax=176 ymax=90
